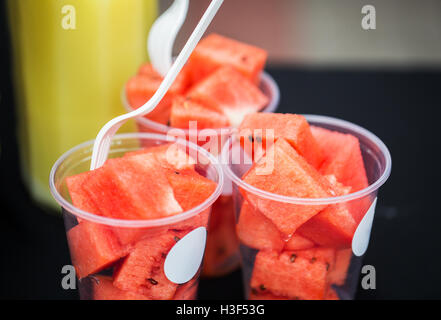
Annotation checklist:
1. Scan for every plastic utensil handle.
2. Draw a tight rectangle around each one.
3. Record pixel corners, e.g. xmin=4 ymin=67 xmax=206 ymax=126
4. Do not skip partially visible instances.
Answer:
xmin=148 ymin=0 xmax=189 ymax=77
xmin=89 ymin=0 xmax=223 ymax=170
xmin=139 ymin=0 xmax=223 ymax=119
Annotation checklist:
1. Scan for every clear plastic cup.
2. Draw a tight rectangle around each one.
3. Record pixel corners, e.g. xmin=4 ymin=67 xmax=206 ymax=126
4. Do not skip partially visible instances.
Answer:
xmin=122 ymin=71 xmax=280 ymax=277
xmin=221 ymin=115 xmax=392 ymax=300
xmin=50 ymin=133 xmax=223 ymax=300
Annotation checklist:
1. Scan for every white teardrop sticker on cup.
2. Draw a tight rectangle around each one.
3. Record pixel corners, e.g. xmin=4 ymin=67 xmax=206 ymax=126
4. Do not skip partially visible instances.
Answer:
xmin=164 ymin=227 xmax=207 ymax=284
xmin=352 ymin=197 xmax=377 ymax=257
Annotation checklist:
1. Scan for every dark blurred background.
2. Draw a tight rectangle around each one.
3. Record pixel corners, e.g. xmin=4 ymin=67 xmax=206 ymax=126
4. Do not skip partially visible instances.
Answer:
xmin=1 ymin=0 xmax=440 ymax=299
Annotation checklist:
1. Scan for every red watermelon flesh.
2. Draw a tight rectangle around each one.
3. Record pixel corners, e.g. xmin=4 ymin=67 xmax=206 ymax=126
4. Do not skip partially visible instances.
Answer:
xmin=239 ymin=113 xmax=324 ymax=169
xmin=80 ymin=154 xmax=182 ymax=220
xmin=187 ymin=66 xmax=269 ymax=127
xmin=236 ymin=201 xmax=284 ymax=252
xmin=311 ymin=126 xmax=368 ymax=192
xmin=113 ymin=231 xmax=183 ymax=299
xmin=80 ymin=166 xmax=141 ymax=220
xmin=242 ymin=138 xmax=331 ymax=236
xmin=328 ymin=248 xmax=352 ymax=286
xmin=249 ymin=290 xmax=290 ymax=300
xmin=170 ymin=96 xmax=230 ymax=129
xmin=67 ymin=221 xmax=126 ymax=279
xmin=66 ymin=170 xmax=100 ymax=215
xmin=92 ymin=275 xmax=150 ymax=300
xmin=106 ymin=153 xmax=183 ymax=219
xmin=297 ymin=175 xmax=357 ymax=248
xmin=124 ymin=143 xmax=196 ymax=171
xmin=126 ymin=63 xmax=189 ymax=125
xmin=187 ymin=33 xmax=267 ymax=85
xmin=250 ymin=248 xmax=335 ymax=300
xmin=284 ymin=233 xmax=315 ymax=251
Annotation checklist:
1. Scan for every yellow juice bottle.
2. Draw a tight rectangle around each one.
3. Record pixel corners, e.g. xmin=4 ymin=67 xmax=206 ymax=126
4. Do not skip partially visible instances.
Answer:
xmin=7 ymin=0 xmax=157 ymax=209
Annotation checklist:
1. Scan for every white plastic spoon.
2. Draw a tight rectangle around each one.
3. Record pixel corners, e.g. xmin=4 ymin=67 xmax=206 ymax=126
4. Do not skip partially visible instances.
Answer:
xmin=148 ymin=0 xmax=189 ymax=77
xmin=90 ymin=0 xmax=224 ymax=170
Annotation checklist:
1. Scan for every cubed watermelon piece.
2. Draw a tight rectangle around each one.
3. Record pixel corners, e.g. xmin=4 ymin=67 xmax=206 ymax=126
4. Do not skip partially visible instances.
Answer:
xmin=83 ymin=153 xmax=183 ymax=220
xmin=170 ymin=96 xmax=230 ymax=129
xmin=187 ymin=66 xmax=269 ymax=127
xmin=236 ymin=201 xmax=284 ymax=251
xmin=126 ymin=63 xmax=189 ymax=124
xmin=328 ymin=249 xmax=352 ymax=286
xmin=203 ymin=195 xmax=239 ymax=276
xmin=298 ymin=203 xmax=357 ymax=249
xmin=250 ymin=248 xmax=335 ymax=300
xmin=188 ymin=33 xmax=267 ymax=84
xmin=66 ymin=170 xmax=100 ymax=215
xmin=239 ymin=113 xmax=324 ymax=169
xmin=165 ymin=168 xmax=217 ymax=211
xmin=79 ymin=166 xmax=141 ymax=220
xmin=92 ymin=275 xmax=150 ymax=300
xmin=284 ymin=233 xmax=315 ymax=251
xmin=124 ymin=143 xmax=196 ymax=171
xmin=113 ymin=231 xmax=183 ymax=299
xmin=297 ymin=175 xmax=357 ymax=248
xmin=311 ymin=126 xmax=368 ymax=192
xmin=67 ymin=221 xmax=126 ymax=279
xmin=242 ymin=138 xmax=331 ymax=236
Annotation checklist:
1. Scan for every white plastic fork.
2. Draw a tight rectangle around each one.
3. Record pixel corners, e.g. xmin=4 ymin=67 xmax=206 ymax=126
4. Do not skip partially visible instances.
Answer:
xmin=148 ymin=0 xmax=189 ymax=77
xmin=89 ymin=0 xmax=224 ymax=170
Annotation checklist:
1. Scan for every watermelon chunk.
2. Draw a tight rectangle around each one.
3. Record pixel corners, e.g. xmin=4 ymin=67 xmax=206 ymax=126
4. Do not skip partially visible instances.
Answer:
xmin=165 ymin=169 xmax=217 ymax=211
xmin=170 ymin=96 xmax=230 ymax=129
xmin=188 ymin=33 xmax=267 ymax=84
xmin=284 ymin=233 xmax=315 ymax=251
xmin=242 ymin=138 xmax=331 ymax=236
xmin=297 ymin=175 xmax=357 ymax=248
xmin=239 ymin=113 xmax=324 ymax=169
xmin=328 ymin=248 xmax=352 ymax=286
xmin=203 ymin=195 xmax=239 ymax=276
xmin=236 ymin=201 xmax=284 ymax=251
xmin=126 ymin=63 xmax=189 ymax=124
xmin=187 ymin=66 xmax=269 ymax=127
xmin=249 ymin=290 xmax=290 ymax=300
xmin=311 ymin=126 xmax=368 ymax=192
xmin=92 ymin=275 xmax=150 ymax=300
xmin=67 ymin=221 xmax=126 ymax=279
xmin=66 ymin=170 xmax=100 ymax=215
xmin=79 ymin=166 xmax=140 ymax=220
xmin=113 ymin=231 xmax=183 ymax=299
xmin=250 ymin=248 xmax=335 ymax=300
xmin=124 ymin=143 xmax=196 ymax=171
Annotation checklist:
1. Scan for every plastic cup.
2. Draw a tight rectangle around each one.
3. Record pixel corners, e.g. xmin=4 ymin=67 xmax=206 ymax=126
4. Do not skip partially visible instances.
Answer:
xmin=50 ymin=133 xmax=223 ymax=300
xmin=122 ymin=71 xmax=280 ymax=277
xmin=221 ymin=115 xmax=392 ymax=300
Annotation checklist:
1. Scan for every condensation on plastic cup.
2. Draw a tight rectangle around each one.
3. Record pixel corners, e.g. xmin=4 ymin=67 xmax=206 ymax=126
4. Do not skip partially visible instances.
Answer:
xmin=50 ymin=132 xmax=224 ymax=228
xmin=121 ymin=71 xmax=280 ymax=136
xmin=221 ymin=114 xmax=392 ymax=300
